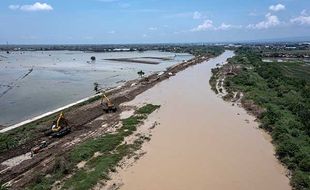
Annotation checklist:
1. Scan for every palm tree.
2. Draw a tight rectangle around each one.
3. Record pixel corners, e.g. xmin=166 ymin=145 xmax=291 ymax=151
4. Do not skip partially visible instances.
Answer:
xmin=137 ymin=70 xmax=145 ymax=78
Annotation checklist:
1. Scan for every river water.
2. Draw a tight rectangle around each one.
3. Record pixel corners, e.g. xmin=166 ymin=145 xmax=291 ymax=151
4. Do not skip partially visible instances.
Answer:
xmin=116 ymin=51 xmax=290 ymax=190
xmin=0 ymin=50 xmax=192 ymax=126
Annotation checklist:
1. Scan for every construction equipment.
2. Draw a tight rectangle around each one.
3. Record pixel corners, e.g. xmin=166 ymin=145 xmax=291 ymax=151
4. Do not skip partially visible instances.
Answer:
xmin=45 ymin=112 xmax=71 ymax=138
xmin=101 ymin=93 xmax=117 ymax=113
xmin=31 ymin=141 xmax=48 ymax=157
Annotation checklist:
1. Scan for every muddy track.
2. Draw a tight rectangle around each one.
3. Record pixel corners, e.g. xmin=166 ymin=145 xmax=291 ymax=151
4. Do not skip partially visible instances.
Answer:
xmin=0 ymin=55 xmax=209 ymax=189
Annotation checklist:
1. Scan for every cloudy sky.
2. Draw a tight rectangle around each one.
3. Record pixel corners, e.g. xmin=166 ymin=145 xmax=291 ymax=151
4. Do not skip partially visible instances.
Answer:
xmin=0 ymin=0 xmax=310 ymax=44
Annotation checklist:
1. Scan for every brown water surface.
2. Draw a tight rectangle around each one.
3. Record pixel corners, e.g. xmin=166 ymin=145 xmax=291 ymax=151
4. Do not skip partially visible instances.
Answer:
xmin=117 ymin=51 xmax=290 ymax=190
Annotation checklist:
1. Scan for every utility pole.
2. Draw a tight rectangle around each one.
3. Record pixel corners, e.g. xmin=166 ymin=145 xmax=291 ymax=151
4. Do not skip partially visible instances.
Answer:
xmin=6 ymin=41 xmax=10 ymax=54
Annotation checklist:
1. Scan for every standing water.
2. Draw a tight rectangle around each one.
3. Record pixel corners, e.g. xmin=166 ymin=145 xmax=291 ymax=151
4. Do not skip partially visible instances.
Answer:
xmin=0 ymin=50 xmax=192 ymax=126
xmin=116 ymin=51 xmax=290 ymax=190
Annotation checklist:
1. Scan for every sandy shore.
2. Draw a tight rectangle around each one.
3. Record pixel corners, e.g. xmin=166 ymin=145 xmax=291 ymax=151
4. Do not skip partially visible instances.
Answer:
xmin=111 ymin=51 xmax=290 ymax=190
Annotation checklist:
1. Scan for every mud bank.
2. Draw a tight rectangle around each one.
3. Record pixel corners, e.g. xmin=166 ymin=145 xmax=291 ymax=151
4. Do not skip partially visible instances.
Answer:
xmin=104 ymin=58 xmax=160 ymax=65
xmin=113 ymin=51 xmax=290 ymax=190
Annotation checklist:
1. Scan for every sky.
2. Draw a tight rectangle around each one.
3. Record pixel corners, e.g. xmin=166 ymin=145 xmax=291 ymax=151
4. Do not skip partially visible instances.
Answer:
xmin=0 ymin=0 xmax=310 ymax=44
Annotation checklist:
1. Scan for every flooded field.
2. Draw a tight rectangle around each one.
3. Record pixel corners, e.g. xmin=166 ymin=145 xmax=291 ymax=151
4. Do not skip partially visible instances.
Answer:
xmin=263 ymin=57 xmax=310 ymax=63
xmin=0 ymin=50 xmax=192 ymax=126
xmin=115 ymin=51 xmax=290 ymax=190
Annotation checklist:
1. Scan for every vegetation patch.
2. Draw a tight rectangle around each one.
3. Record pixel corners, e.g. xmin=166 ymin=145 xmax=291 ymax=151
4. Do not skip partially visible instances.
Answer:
xmin=209 ymin=67 xmax=220 ymax=94
xmin=217 ymin=48 xmax=310 ymax=190
xmin=135 ymin=104 xmax=161 ymax=115
xmin=0 ymin=95 xmax=103 ymax=155
xmin=0 ymin=114 xmax=57 ymax=154
xmin=26 ymin=104 xmax=160 ymax=190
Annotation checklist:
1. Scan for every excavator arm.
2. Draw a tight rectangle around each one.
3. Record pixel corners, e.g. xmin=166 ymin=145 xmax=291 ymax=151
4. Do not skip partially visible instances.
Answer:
xmin=101 ymin=93 xmax=117 ymax=113
xmin=52 ymin=112 xmax=66 ymax=132
xmin=101 ymin=93 xmax=113 ymax=107
xmin=45 ymin=112 xmax=71 ymax=138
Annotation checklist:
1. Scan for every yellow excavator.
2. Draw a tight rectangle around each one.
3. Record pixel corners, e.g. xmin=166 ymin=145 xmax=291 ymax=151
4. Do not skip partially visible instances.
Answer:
xmin=45 ymin=112 xmax=71 ymax=138
xmin=101 ymin=93 xmax=117 ymax=113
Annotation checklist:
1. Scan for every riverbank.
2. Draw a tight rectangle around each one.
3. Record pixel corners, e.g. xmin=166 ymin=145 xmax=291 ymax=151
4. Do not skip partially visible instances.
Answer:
xmin=102 ymin=50 xmax=290 ymax=190
xmin=0 ymin=51 xmax=212 ymax=189
xmin=209 ymin=48 xmax=310 ymax=190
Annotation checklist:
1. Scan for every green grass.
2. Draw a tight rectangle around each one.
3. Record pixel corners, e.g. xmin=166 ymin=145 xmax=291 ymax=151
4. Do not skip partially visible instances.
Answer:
xmin=62 ymin=138 xmax=144 ymax=190
xmin=135 ymin=104 xmax=161 ymax=115
xmin=0 ymin=95 xmax=103 ymax=155
xmin=0 ymin=118 xmax=50 ymax=154
xmin=277 ymin=61 xmax=310 ymax=82
xmin=62 ymin=153 xmax=121 ymax=190
xmin=26 ymin=104 xmax=160 ymax=190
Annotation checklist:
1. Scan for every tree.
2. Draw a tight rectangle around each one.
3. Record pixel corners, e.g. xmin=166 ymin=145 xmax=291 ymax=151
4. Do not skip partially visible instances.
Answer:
xmin=93 ymin=82 xmax=100 ymax=93
xmin=299 ymin=157 xmax=310 ymax=172
xmin=291 ymin=170 xmax=310 ymax=190
xmin=137 ymin=70 xmax=145 ymax=78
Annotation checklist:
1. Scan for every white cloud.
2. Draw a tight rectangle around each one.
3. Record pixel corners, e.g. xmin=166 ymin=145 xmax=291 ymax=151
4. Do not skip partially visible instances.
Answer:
xmin=193 ymin=11 xmax=202 ymax=19
xmin=291 ymin=16 xmax=310 ymax=25
xmin=9 ymin=5 xmax=20 ymax=10
xmin=191 ymin=20 xmax=242 ymax=32
xmin=291 ymin=11 xmax=310 ymax=25
xmin=9 ymin=2 xmax=53 ymax=12
xmin=215 ymin=23 xmax=242 ymax=30
xmin=97 ymin=0 xmax=119 ymax=2
xmin=301 ymin=9 xmax=308 ymax=16
xmin=269 ymin=4 xmax=285 ymax=12
xmin=247 ymin=13 xmax=280 ymax=29
xmin=108 ymin=30 xmax=116 ymax=34
xmin=191 ymin=19 xmax=214 ymax=31
xmin=216 ymin=23 xmax=231 ymax=30
xmin=148 ymin=27 xmax=158 ymax=31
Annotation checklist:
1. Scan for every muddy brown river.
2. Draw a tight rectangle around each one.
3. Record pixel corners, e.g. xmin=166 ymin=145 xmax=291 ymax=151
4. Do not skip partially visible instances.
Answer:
xmin=111 ymin=51 xmax=291 ymax=190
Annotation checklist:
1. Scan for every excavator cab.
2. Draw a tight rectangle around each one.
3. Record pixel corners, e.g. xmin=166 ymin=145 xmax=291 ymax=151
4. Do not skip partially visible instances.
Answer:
xmin=101 ymin=93 xmax=117 ymax=113
xmin=46 ymin=112 xmax=71 ymax=138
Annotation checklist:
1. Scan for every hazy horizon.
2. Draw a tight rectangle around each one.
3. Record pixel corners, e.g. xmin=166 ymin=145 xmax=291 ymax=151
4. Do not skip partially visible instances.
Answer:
xmin=1 ymin=0 xmax=310 ymax=44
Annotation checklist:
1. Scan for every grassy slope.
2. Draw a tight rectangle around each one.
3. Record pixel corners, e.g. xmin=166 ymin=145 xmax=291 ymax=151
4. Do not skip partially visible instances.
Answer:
xmin=223 ymin=48 xmax=310 ymax=190
xmin=0 ymin=95 xmax=102 ymax=155
xmin=26 ymin=104 xmax=160 ymax=190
